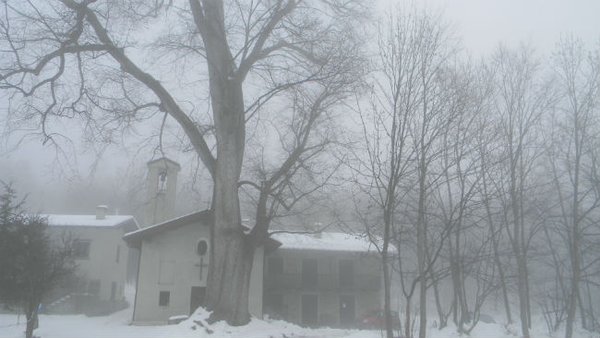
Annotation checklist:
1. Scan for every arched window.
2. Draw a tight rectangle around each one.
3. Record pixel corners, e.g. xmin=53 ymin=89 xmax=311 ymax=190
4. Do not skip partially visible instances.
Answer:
xmin=158 ymin=171 xmax=168 ymax=192
xmin=196 ymin=239 xmax=208 ymax=256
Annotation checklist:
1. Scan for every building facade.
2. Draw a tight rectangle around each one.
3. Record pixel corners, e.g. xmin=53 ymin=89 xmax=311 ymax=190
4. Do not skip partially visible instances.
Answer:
xmin=264 ymin=232 xmax=383 ymax=328
xmin=45 ymin=207 xmax=138 ymax=312
xmin=124 ymin=211 xmax=265 ymax=325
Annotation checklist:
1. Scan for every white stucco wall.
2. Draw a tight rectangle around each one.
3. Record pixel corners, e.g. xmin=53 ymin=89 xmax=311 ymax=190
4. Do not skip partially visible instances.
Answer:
xmin=48 ymin=225 xmax=130 ymax=301
xmin=249 ymin=245 xmax=264 ymax=318
xmin=132 ymin=221 xmax=208 ymax=324
xmin=132 ymin=221 xmax=264 ymax=325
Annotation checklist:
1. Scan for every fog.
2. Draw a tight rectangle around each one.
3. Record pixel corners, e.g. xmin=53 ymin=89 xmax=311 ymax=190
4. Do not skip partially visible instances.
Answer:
xmin=0 ymin=1 xmax=599 ymax=338
xmin=0 ymin=1 xmax=591 ymax=225
xmin=0 ymin=0 xmax=598 ymax=219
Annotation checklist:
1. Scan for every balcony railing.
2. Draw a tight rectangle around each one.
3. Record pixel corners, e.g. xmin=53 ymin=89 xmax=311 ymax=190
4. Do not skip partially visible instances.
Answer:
xmin=264 ymin=272 xmax=380 ymax=292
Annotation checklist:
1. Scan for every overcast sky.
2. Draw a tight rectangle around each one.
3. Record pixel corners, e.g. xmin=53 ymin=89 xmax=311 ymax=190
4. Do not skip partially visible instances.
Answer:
xmin=1 ymin=0 xmax=599 ymax=213
xmin=407 ymin=0 xmax=600 ymax=55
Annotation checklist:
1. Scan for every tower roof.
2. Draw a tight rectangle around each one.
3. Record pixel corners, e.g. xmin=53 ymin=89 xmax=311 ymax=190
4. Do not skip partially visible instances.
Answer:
xmin=147 ymin=157 xmax=181 ymax=171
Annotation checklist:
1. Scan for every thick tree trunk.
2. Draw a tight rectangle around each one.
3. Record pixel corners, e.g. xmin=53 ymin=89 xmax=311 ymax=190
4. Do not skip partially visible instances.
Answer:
xmin=565 ymin=118 xmax=582 ymax=338
xmin=565 ymin=217 xmax=581 ymax=338
xmin=514 ymin=202 xmax=530 ymax=338
xmin=417 ymin=165 xmax=427 ymax=338
xmin=431 ymin=266 xmax=447 ymax=329
xmin=480 ymin=145 xmax=513 ymax=324
xmin=195 ymin=0 xmax=253 ymax=325
xmin=449 ymin=245 xmax=460 ymax=327
xmin=509 ymin=146 xmax=530 ymax=338
xmin=450 ymin=229 xmax=469 ymax=333
xmin=516 ymin=254 xmax=530 ymax=338
xmin=511 ymin=193 xmax=530 ymax=338
xmin=382 ymin=251 xmax=394 ymax=338
xmin=25 ymin=304 xmax=38 ymax=338
xmin=495 ymin=244 xmax=512 ymax=323
xmin=382 ymin=190 xmax=395 ymax=338
xmin=205 ymin=78 xmax=250 ymax=323
xmin=584 ymin=280 xmax=595 ymax=331
xmin=405 ymin=298 xmax=413 ymax=338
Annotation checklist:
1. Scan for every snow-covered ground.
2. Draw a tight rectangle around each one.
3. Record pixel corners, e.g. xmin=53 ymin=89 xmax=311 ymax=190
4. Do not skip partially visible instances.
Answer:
xmin=0 ymin=307 xmax=597 ymax=338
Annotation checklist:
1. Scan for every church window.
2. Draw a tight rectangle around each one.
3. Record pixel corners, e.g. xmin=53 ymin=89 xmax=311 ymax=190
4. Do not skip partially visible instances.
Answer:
xmin=159 ymin=291 xmax=170 ymax=306
xmin=196 ymin=239 xmax=209 ymax=256
xmin=158 ymin=171 xmax=168 ymax=193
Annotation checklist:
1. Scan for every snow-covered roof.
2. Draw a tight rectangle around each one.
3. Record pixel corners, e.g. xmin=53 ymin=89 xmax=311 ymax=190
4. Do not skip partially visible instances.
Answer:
xmin=44 ymin=214 xmax=136 ymax=228
xmin=123 ymin=210 xmax=213 ymax=248
xmin=270 ymin=232 xmax=387 ymax=253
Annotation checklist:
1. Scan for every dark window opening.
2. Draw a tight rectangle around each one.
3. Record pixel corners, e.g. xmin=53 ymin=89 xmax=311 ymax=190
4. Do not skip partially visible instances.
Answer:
xmin=158 ymin=171 xmax=168 ymax=193
xmin=268 ymin=256 xmax=283 ymax=275
xmin=339 ymin=295 xmax=356 ymax=326
xmin=110 ymin=282 xmax=117 ymax=301
xmin=339 ymin=259 xmax=354 ymax=288
xmin=73 ymin=277 xmax=87 ymax=293
xmin=265 ymin=293 xmax=286 ymax=320
xmin=88 ymin=279 xmax=101 ymax=296
xmin=73 ymin=240 xmax=91 ymax=259
xmin=196 ymin=239 xmax=208 ymax=256
xmin=159 ymin=291 xmax=170 ymax=307
xmin=302 ymin=258 xmax=318 ymax=289
xmin=301 ymin=294 xmax=318 ymax=326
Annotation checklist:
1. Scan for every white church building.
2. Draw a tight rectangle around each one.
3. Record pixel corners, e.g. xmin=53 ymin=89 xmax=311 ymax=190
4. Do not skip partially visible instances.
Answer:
xmin=123 ymin=157 xmax=386 ymax=327
xmin=123 ymin=210 xmax=265 ymax=324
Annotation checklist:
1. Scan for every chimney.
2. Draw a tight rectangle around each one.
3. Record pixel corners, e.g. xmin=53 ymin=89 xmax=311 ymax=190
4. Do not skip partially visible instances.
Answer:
xmin=96 ymin=205 xmax=108 ymax=220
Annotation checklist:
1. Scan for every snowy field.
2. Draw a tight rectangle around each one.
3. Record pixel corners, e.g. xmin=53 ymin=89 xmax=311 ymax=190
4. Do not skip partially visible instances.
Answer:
xmin=0 ymin=307 xmax=598 ymax=338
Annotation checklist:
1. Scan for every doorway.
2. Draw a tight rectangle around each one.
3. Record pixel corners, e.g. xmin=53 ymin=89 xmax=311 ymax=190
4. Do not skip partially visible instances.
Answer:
xmin=301 ymin=294 xmax=318 ymax=327
xmin=190 ymin=286 xmax=206 ymax=315
xmin=339 ymin=295 xmax=355 ymax=327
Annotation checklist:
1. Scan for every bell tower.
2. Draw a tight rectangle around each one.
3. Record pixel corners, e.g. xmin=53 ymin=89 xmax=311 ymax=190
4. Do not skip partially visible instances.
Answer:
xmin=144 ymin=157 xmax=180 ymax=227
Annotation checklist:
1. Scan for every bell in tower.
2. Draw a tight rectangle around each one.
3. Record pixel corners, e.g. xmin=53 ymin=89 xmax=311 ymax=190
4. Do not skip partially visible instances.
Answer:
xmin=144 ymin=157 xmax=181 ymax=227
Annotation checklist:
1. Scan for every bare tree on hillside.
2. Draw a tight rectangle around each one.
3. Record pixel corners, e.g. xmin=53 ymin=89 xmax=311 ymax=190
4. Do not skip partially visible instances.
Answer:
xmin=429 ymin=62 xmax=490 ymax=332
xmin=0 ymin=0 xmax=364 ymax=324
xmin=491 ymin=44 xmax=553 ymax=338
xmin=475 ymin=100 xmax=515 ymax=325
xmin=407 ymin=21 xmax=459 ymax=338
xmin=348 ymin=7 xmax=457 ymax=337
xmin=546 ymin=36 xmax=600 ymax=338
xmin=348 ymin=10 xmax=418 ymax=337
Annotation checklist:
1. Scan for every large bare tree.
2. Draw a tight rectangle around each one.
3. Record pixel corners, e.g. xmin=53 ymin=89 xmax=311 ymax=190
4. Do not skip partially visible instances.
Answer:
xmin=490 ymin=44 xmax=553 ymax=338
xmin=349 ymin=8 xmax=418 ymax=336
xmin=0 ymin=0 xmax=363 ymax=324
xmin=349 ymin=7 xmax=457 ymax=338
xmin=546 ymin=36 xmax=600 ymax=338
